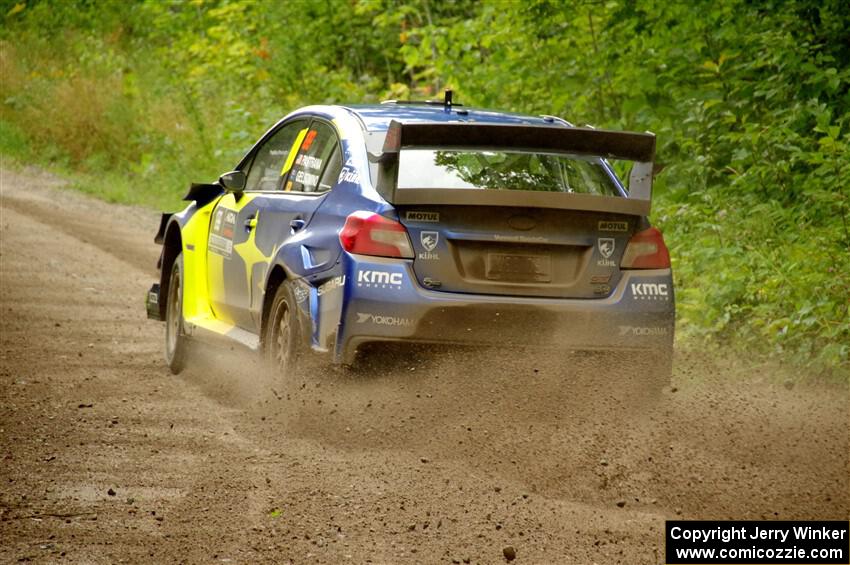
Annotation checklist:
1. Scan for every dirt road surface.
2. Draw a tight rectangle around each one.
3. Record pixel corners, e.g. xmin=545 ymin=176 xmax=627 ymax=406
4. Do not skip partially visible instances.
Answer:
xmin=1 ymin=167 xmax=848 ymax=564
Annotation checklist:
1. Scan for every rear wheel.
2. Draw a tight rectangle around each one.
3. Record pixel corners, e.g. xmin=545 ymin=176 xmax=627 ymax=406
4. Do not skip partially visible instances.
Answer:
xmin=265 ymin=282 xmax=300 ymax=375
xmin=165 ymin=253 xmax=189 ymax=374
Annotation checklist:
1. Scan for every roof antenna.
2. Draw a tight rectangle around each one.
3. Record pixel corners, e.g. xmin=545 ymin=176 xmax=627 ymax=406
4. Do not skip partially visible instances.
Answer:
xmin=443 ymin=89 xmax=453 ymax=113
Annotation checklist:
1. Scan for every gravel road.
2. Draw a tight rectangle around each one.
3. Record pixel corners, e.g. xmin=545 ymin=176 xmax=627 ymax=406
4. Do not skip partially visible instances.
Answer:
xmin=1 ymin=167 xmax=847 ymax=564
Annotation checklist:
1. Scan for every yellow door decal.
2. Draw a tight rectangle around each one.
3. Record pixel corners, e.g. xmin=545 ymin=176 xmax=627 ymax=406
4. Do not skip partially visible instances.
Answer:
xmin=232 ymin=210 xmax=273 ymax=299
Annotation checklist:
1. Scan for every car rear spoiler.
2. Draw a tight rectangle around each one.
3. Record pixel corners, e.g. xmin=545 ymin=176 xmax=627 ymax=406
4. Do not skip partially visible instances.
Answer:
xmin=373 ymin=120 xmax=656 ymax=216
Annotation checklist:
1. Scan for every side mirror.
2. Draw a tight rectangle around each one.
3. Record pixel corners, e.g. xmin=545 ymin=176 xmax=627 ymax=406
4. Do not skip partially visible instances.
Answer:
xmin=219 ymin=170 xmax=247 ymax=193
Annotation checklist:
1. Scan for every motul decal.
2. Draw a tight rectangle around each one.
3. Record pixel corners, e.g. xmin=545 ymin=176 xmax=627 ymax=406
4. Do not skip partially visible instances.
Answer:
xmin=405 ymin=211 xmax=439 ymax=223
xmin=598 ymin=221 xmax=629 ymax=232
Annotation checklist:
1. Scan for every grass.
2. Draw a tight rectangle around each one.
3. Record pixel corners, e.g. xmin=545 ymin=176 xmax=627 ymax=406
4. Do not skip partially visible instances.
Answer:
xmin=0 ymin=120 xmax=32 ymax=162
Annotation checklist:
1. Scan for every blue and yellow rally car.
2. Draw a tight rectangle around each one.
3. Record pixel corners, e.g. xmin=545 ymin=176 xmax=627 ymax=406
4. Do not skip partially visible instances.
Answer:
xmin=146 ymin=95 xmax=674 ymax=381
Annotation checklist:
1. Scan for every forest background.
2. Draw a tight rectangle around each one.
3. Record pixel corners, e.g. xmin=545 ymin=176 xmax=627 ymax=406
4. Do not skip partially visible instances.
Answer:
xmin=1 ymin=0 xmax=848 ymax=376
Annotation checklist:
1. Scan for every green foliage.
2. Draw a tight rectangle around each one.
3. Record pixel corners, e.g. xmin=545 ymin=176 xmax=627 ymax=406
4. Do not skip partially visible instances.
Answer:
xmin=0 ymin=120 xmax=30 ymax=160
xmin=1 ymin=0 xmax=848 ymax=375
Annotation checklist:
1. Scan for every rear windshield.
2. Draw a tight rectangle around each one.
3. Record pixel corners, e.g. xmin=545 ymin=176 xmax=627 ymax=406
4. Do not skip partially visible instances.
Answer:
xmin=397 ymin=149 xmax=622 ymax=196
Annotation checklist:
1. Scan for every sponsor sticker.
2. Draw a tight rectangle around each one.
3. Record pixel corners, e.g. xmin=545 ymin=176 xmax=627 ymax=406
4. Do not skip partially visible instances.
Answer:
xmin=405 ymin=211 xmax=439 ymax=223
xmin=421 ymin=231 xmax=438 ymax=251
xmin=631 ymin=282 xmax=671 ymax=300
xmin=338 ymin=167 xmax=360 ymax=184
xmin=596 ymin=237 xmax=616 ymax=267
xmin=317 ymin=275 xmax=345 ymax=297
xmin=209 ymin=234 xmax=233 ymax=256
xmin=209 ymin=207 xmax=237 ymax=258
xmin=598 ymin=220 xmax=629 ymax=232
xmin=293 ymin=283 xmax=309 ymax=303
xmin=598 ymin=238 xmax=615 ymax=258
xmin=418 ymin=231 xmax=440 ymax=260
xmin=619 ymin=325 xmax=669 ymax=336
xmin=494 ymin=234 xmax=549 ymax=243
xmin=356 ymin=312 xmax=414 ymax=327
xmin=356 ymin=270 xmax=403 ymax=290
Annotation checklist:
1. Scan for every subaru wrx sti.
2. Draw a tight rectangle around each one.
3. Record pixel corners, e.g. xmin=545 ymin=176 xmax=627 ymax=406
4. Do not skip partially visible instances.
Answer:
xmin=145 ymin=96 xmax=674 ymax=385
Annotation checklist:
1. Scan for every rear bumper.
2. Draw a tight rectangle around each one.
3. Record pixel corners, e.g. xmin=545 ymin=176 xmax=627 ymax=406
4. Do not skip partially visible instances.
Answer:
xmin=334 ymin=255 xmax=674 ymax=364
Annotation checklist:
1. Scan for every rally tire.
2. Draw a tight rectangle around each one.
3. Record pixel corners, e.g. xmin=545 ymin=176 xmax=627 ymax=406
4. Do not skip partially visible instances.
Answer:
xmin=165 ymin=253 xmax=189 ymax=374
xmin=265 ymin=282 xmax=300 ymax=376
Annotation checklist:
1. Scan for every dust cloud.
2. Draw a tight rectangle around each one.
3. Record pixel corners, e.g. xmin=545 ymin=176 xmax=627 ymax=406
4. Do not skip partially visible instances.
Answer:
xmin=2 ymin=168 xmax=847 ymax=563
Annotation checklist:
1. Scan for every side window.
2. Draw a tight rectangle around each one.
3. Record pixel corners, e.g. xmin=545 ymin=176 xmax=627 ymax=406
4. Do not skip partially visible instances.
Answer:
xmin=244 ymin=120 xmax=307 ymax=192
xmin=317 ymin=146 xmax=343 ymax=192
xmin=284 ymin=121 xmax=343 ymax=193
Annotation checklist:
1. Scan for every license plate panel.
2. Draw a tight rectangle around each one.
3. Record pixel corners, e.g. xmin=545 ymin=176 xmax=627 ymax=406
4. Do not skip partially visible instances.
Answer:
xmin=486 ymin=253 xmax=552 ymax=283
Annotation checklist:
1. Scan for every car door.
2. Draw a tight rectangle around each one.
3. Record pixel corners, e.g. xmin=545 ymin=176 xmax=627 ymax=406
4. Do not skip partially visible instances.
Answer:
xmin=207 ymin=119 xmax=307 ymax=329
xmin=207 ymin=118 xmax=343 ymax=331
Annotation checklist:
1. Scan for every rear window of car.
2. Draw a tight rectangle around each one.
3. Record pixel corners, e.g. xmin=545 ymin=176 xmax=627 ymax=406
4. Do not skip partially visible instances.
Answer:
xmin=397 ymin=149 xmax=622 ymax=196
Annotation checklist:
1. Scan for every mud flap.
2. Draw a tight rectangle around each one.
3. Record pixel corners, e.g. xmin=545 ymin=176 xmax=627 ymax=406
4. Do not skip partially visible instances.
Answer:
xmin=146 ymin=283 xmax=162 ymax=321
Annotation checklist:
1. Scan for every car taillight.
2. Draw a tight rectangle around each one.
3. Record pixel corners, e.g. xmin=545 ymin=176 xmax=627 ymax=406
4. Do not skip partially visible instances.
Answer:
xmin=339 ymin=211 xmax=414 ymax=259
xmin=620 ymin=226 xmax=671 ymax=269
